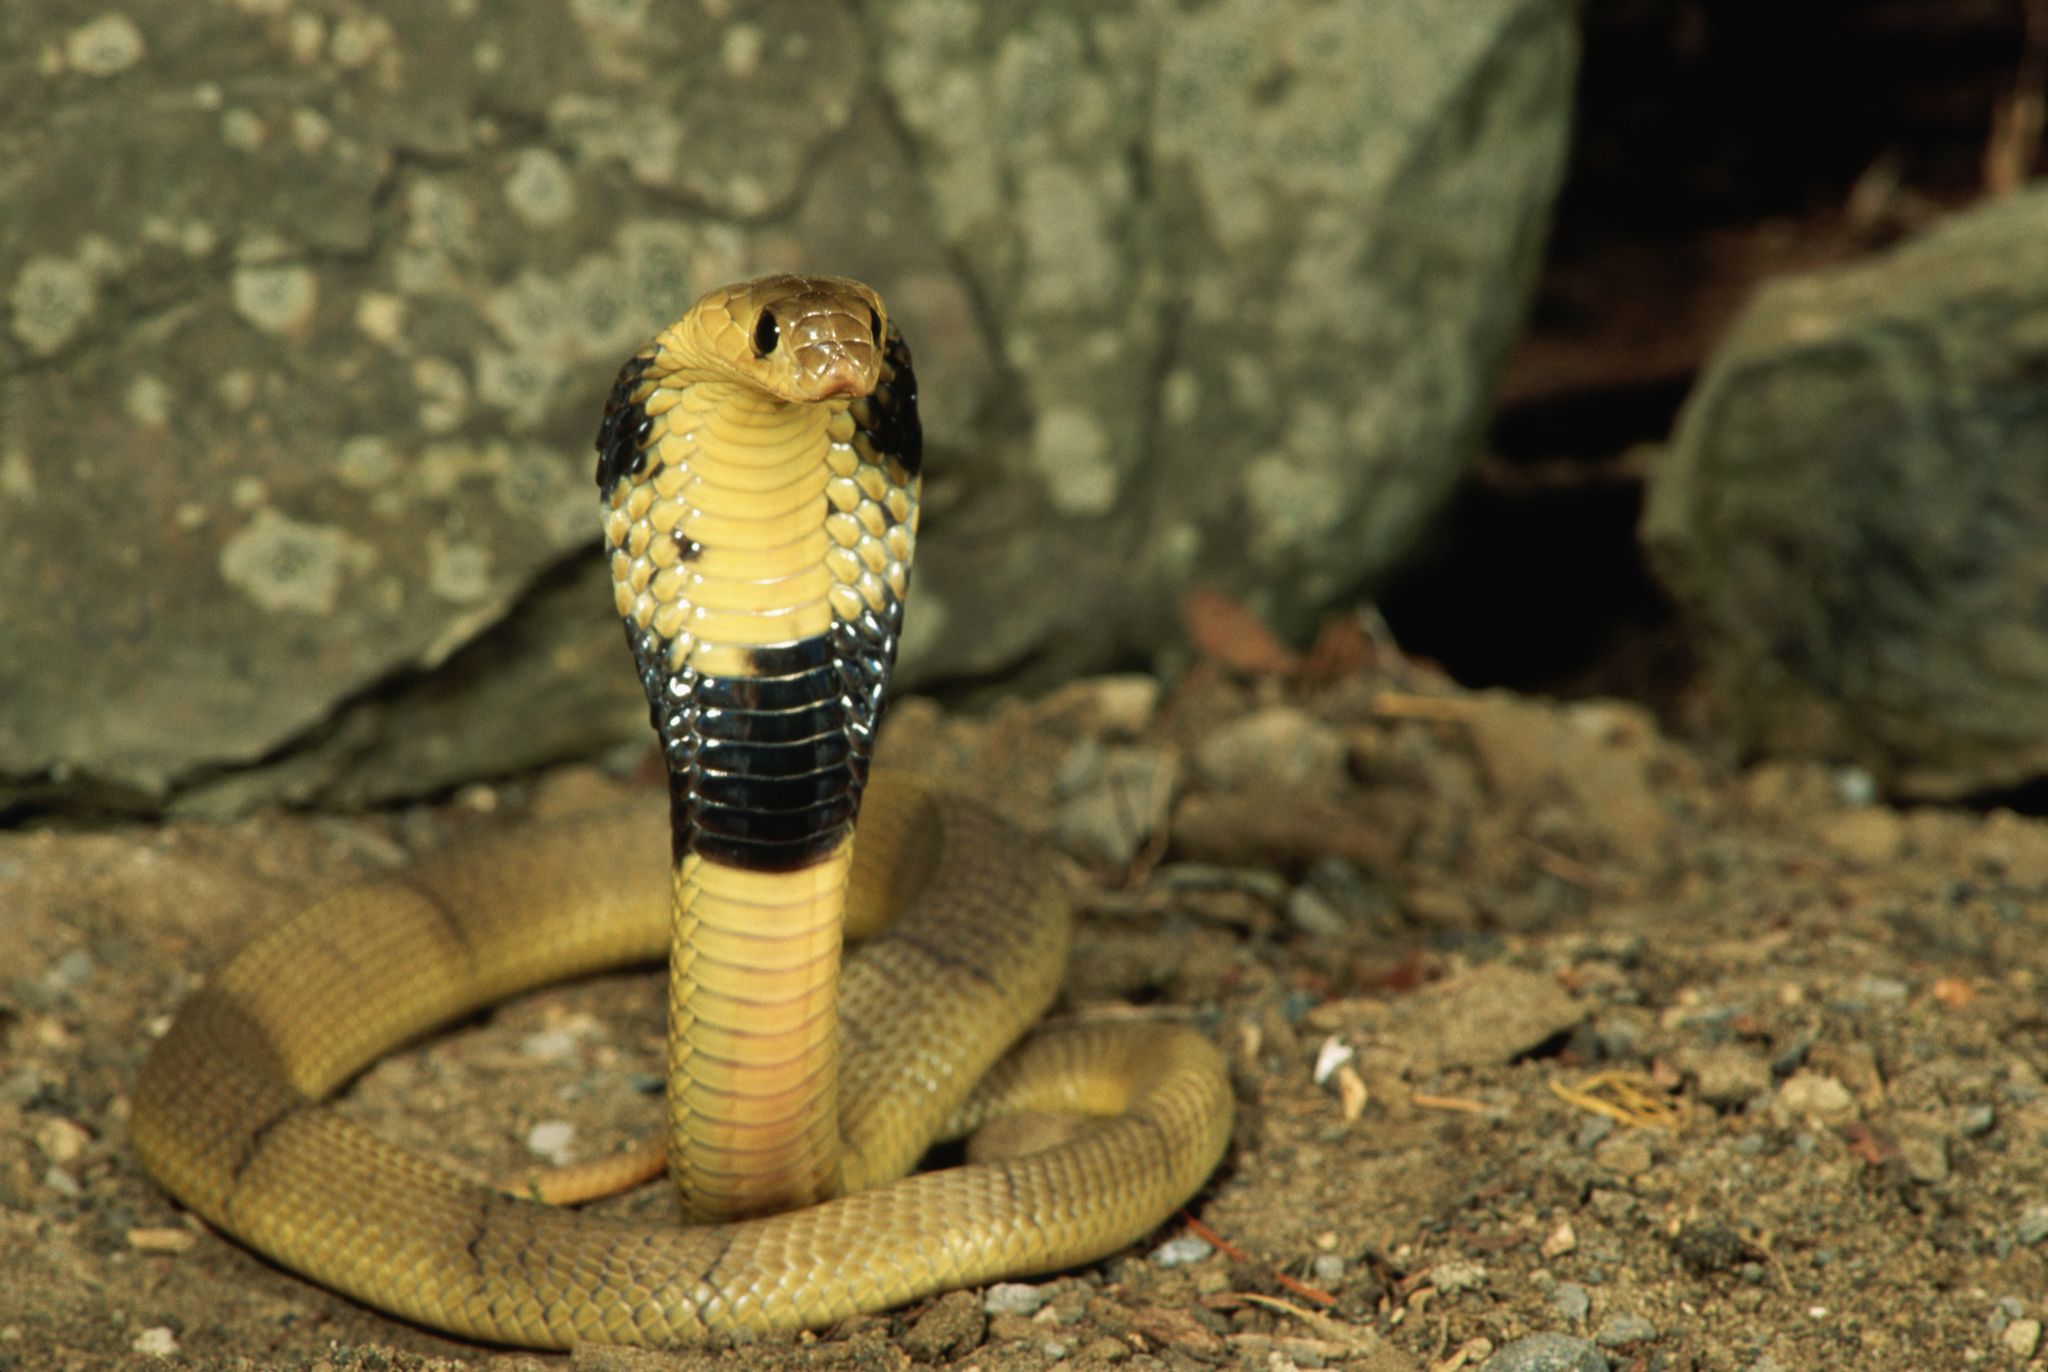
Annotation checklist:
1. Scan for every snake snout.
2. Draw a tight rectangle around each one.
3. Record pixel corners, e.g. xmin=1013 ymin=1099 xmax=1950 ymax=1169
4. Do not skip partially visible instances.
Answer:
xmin=786 ymin=311 xmax=881 ymax=399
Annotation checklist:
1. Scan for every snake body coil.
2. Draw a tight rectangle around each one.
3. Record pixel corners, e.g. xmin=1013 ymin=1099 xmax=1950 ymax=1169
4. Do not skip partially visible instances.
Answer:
xmin=132 ymin=275 xmax=1233 ymax=1348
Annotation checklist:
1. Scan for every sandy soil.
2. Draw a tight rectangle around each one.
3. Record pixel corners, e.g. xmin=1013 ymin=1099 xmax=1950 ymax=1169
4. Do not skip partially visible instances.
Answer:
xmin=6 ymin=640 xmax=2047 ymax=1371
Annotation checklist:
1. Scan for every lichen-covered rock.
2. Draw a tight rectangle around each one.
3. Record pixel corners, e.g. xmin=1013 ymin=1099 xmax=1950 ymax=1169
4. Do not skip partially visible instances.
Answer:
xmin=1645 ymin=187 xmax=2048 ymax=799
xmin=0 ymin=0 xmax=1574 ymax=811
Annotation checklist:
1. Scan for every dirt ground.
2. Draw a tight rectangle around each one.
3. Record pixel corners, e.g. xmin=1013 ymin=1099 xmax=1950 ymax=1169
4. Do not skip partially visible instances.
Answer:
xmin=5 ymin=629 xmax=2047 ymax=1372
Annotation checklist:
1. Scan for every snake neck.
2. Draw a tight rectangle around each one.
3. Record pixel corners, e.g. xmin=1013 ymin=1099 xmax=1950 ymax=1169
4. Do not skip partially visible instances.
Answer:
xmin=597 ymin=313 xmax=921 ymax=1220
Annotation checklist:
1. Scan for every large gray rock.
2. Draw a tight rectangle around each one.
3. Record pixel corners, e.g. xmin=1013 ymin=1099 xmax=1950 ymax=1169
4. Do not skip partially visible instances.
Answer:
xmin=1645 ymin=188 xmax=2048 ymax=799
xmin=0 ymin=1 xmax=1575 ymax=812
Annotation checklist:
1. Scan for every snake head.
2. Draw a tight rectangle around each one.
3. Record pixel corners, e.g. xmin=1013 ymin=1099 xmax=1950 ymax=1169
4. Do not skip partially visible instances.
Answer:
xmin=683 ymin=273 xmax=890 ymax=403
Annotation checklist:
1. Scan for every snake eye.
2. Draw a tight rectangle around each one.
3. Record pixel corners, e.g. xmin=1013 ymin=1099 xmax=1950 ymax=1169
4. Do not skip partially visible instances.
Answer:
xmin=752 ymin=309 xmax=780 ymax=357
xmin=867 ymin=307 xmax=882 ymax=345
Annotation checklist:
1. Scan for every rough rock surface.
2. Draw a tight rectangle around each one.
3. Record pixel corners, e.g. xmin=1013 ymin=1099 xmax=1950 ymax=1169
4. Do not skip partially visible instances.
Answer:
xmin=1645 ymin=186 xmax=2048 ymax=799
xmin=0 ymin=0 xmax=1575 ymax=812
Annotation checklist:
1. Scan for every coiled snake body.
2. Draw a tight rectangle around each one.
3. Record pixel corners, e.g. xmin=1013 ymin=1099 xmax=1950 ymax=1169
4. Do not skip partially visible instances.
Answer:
xmin=132 ymin=276 xmax=1234 ymax=1348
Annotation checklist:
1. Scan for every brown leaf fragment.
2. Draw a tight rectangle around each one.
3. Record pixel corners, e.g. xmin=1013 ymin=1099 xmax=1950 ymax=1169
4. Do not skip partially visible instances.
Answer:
xmin=1180 ymin=587 xmax=1300 ymax=676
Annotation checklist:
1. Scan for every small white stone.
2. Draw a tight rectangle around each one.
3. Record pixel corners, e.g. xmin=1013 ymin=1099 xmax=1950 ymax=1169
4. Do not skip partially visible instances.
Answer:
xmin=231 ymin=263 xmax=318 ymax=335
xmin=9 ymin=255 xmax=96 ymax=355
xmin=66 ymin=14 xmax=146 ymax=76
xmin=525 ymin=1120 xmax=575 ymax=1164
xmin=2004 ymin=1319 xmax=2042 ymax=1358
xmin=1311 ymin=1035 xmax=1354 ymax=1086
xmin=1148 ymin=1234 xmax=1214 ymax=1268
xmin=131 ymin=1326 xmax=179 ymax=1358
xmin=983 ymin=1281 xmax=1049 ymax=1315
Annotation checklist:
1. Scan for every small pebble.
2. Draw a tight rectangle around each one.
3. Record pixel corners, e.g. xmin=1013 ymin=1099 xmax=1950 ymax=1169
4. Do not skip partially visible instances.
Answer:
xmin=1574 ymin=1116 xmax=1615 ymax=1151
xmin=1834 ymin=767 xmax=1878 ymax=806
xmin=127 ymin=1226 xmax=195 ymax=1254
xmin=132 ymin=1327 xmax=179 ymax=1358
xmin=1593 ymin=1313 xmax=1657 ymax=1347
xmin=2017 ymin=1205 xmax=2048 ymax=1247
xmin=1692 ymin=1044 xmax=1771 ymax=1110
xmin=1855 ymin=974 xmax=1909 ymax=1004
xmin=1149 ymin=1234 xmax=1214 ymax=1268
xmin=1285 ymin=886 xmax=1349 ymax=939
xmin=1433 ymin=1259 xmax=1489 ymax=1294
xmin=47 ymin=950 xmax=95 ymax=991
xmin=983 ymin=1282 xmax=1049 ymax=1316
xmin=42 ymin=1165 xmax=81 ymax=1198
xmin=1311 ymin=1036 xmax=1354 ymax=1085
xmin=1310 ymin=1253 xmax=1345 ymax=1285
xmin=521 ymin=1028 xmax=579 ymax=1061
xmin=1480 ymin=1331 xmax=1609 ymax=1372
xmin=524 ymin=1120 xmax=575 ymax=1164
xmin=1541 ymin=1221 xmax=1577 ymax=1258
xmin=1958 ymin=1104 xmax=1997 ymax=1138
xmin=35 ymin=1117 xmax=91 ymax=1164
xmin=1192 ymin=706 xmax=1345 ymax=791
xmin=2005 ymin=1319 xmax=2043 ymax=1358
xmin=1774 ymin=1070 xmax=1855 ymax=1122
xmin=1770 ymin=1030 xmax=1818 ymax=1077
xmin=0 ymin=1068 xmax=43 ymax=1107
xmin=1551 ymin=1282 xmax=1591 ymax=1322
xmin=1593 ymin=1134 xmax=1653 ymax=1178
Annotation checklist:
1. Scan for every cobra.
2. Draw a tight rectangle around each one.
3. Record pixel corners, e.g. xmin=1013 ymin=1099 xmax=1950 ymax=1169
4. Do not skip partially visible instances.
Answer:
xmin=131 ymin=275 xmax=1234 ymax=1348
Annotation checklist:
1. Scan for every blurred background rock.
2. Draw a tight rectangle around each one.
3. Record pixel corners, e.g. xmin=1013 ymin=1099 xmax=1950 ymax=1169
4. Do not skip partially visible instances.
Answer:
xmin=1 ymin=0 xmax=2043 ymax=814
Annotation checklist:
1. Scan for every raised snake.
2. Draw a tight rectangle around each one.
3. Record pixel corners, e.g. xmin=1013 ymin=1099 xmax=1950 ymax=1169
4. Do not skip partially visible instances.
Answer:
xmin=132 ymin=275 xmax=1234 ymax=1348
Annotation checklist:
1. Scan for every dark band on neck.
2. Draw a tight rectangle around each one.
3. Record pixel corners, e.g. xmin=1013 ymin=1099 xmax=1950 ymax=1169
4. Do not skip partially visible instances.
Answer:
xmin=625 ymin=598 xmax=903 ymax=873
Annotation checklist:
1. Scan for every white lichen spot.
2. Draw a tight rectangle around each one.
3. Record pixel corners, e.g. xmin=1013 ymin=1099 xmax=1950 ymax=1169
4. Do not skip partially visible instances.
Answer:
xmin=335 ymin=435 xmax=397 ymax=488
xmin=217 ymin=369 xmax=258 ymax=412
xmin=329 ymin=14 xmax=394 ymax=69
xmin=174 ymin=501 xmax=207 ymax=530
xmin=124 ymin=373 xmax=173 ymax=427
xmin=474 ymin=348 xmax=558 ymax=429
xmin=65 ymin=14 xmax=146 ymax=76
xmin=486 ymin=272 xmax=572 ymax=352
xmin=8 ymin=256 xmax=96 ymax=356
xmin=1162 ymin=368 xmax=1200 ymax=428
xmin=181 ymin=219 xmax=217 ymax=257
xmin=1031 ymin=406 xmax=1118 ymax=517
xmin=231 ymin=476 xmax=268 ymax=508
xmin=412 ymin=356 xmax=470 ymax=433
xmin=219 ymin=507 xmax=361 ymax=615
xmin=0 ymin=446 xmax=38 ymax=505
xmin=416 ymin=439 xmax=506 ymax=500
xmin=473 ymin=39 xmax=503 ymax=73
xmin=1019 ymin=163 xmax=1116 ymax=310
xmin=191 ymin=81 xmax=223 ymax=109
xmin=291 ymin=106 xmax=332 ymax=153
xmin=219 ymin=107 xmax=266 ymax=151
xmin=392 ymin=247 xmax=452 ymax=295
xmin=405 ymin=178 xmax=477 ymax=252
xmin=1153 ymin=522 xmax=1201 ymax=579
xmin=427 ymin=534 xmax=493 ymax=604
xmin=570 ymin=0 xmax=651 ymax=33
xmin=721 ymin=23 xmax=764 ymax=76
xmin=231 ymin=263 xmax=317 ymax=335
xmin=724 ymin=174 xmax=769 ymax=217
xmin=567 ymin=256 xmax=635 ymax=354
xmin=1244 ymin=450 xmax=1346 ymax=566
xmin=504 ymin=149 xmax=575 ymax=228
xmin=354 ymin=291 xmax=406 ymax=347
xmin=286 ymin=12 xmax=325 ymax=64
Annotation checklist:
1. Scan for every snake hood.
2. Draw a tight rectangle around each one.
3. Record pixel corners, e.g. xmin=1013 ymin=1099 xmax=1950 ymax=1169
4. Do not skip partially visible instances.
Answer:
xmin=596 ymin=273 xmax=923 ymax=874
